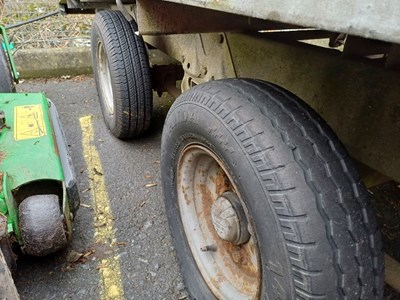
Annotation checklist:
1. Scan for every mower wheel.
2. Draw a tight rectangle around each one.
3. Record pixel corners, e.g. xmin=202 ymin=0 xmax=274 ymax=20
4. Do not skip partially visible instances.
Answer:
xmin=0 ymin=38 xmax=15 ymax=93
xmin=19 ymin=194 xmax=67 ymax=256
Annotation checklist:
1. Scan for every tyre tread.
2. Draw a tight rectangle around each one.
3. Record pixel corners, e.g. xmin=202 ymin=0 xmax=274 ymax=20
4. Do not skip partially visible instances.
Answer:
xmin=166 ymin=78 xmax=383 ymax=299
xmin=92 ymin=10 xmax=152 ymax=138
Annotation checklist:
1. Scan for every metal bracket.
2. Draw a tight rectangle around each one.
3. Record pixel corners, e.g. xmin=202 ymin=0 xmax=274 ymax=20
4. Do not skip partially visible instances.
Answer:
xmin=144 ymin=33 xmax=237 ymax=93
xmin=116 ymin=0 xmax=134 ymax=22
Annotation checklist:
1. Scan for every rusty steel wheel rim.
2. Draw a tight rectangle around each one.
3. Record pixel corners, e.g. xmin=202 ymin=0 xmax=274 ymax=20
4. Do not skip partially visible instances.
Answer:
xmin=97 ymin=40 xmax=114 ymax=115
xmin=177 ymin=144 xmax=261 ymax=299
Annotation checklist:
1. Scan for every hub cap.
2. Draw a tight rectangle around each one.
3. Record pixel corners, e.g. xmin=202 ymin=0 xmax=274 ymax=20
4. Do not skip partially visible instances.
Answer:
xmin=211 ymin=191 xmax=250 ymax=245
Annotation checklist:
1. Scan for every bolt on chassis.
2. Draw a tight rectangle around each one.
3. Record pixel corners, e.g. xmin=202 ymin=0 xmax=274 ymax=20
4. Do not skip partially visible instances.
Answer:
xmin=0 ymin=25 xmax=79 ymax=299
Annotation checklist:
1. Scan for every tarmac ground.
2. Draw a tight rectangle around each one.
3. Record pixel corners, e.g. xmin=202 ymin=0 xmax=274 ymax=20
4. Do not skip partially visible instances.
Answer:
xmin=14 ymin=75 xmax=186 ymax=300
xmin=9 ymin=75 xmax=400 ymax=299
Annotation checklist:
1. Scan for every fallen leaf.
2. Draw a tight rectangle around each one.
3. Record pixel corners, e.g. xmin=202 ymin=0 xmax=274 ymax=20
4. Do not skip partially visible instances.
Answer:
xmin=112 ymin=241 xmax=128 ymax=247
xmin=81 ymin=188 xmax=91 ymax=193
xmin=61 ymin=265 xmax=73 ymax=272
xmin=67 ymin=250 xmax=84 ymax=263
xmin=80 ymin=168 xmax=86 ymax=173
xmin=153 ymin=160 xmax=160 ymax=164
xmin=144 ymin=175 xmax=153 ymax=179
xmin=81 ymin=203 xmax=91 ymax=208
xmin=83 ymin=249 xmax=95 ymax=258
xmin=96 ymin=264 xmax=107 ymax=270
xmin=145 ymin=183 xmax=157 ymax=188
xmin=139 ymin=201 xmax=146 ymax=207
xmin=93 ymin=167 xmax=103 ymax=176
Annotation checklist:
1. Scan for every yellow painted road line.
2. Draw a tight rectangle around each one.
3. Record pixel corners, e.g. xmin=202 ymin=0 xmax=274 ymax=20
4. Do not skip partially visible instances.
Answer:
xmin=80 ymin=115 xmax=124 ymax=300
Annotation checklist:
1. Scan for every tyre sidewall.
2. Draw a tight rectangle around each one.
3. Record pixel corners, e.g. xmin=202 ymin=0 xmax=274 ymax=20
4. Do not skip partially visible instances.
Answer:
xmin=0 ymin=41 xmax=15 ymax=93
xmin=91 ymin=20 xmax=117 ymax=133
xmin=162 ymin=92 xmax=297 ymax=299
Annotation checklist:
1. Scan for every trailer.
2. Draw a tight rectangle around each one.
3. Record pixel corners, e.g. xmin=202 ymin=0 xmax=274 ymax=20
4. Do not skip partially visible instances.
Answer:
xmin=62 ymin=1 xmax=400 ymax=298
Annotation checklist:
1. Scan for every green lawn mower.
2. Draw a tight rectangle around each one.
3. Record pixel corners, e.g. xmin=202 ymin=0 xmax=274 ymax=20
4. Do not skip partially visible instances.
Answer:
xmin=0 ymin=26 xmax=79 ymax=299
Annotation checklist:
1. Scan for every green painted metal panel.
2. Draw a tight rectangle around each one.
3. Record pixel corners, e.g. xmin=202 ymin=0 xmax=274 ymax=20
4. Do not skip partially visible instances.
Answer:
xmin=0 ymin=93 xmax=64 ymax=188
xmin=0 ymin=93 xmax=65 ymax=237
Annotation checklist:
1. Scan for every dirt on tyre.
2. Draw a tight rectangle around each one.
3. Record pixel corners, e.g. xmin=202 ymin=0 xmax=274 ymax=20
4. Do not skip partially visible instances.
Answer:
xmin=0 ymin=38 xmax=15 ymax=93
xmin=19 ymin=194 xmax=67 ymax=256
xmin=91 ymin=10 xmax=152 ymax=139
xmin=161 ymin=78 xmax=384 ymax=299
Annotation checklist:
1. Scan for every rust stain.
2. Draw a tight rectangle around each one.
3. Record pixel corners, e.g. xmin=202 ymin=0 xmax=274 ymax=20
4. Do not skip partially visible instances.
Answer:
xmin=199 ymin=178 xmax=261 ymax=297
xmin=0 ymin=217 xmax=7 ymax=237
xmin=215 ymin=167 xmax=232 ymax=196
xmin=183 ymin=186 xmax=191 ymax=206
xmin=180 ymin=146 xmax=261 ymax=297
xmin=0 ymin=151 xmax=5 ymax=163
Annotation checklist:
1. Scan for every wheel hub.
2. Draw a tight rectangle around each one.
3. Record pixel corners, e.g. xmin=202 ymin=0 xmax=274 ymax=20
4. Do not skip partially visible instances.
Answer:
xmin=177 ymin=145 xmax=261 ymax=299
xmin=211 ymin=191 xmax=250 ymax=245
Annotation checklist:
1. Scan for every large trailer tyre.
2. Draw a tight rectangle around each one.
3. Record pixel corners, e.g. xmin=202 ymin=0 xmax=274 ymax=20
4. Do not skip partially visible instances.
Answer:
xmin=0 ymin=38 xmax=15 ymax=93
xmin=161 ymin=79 xmax=384 ymax=299
xmin=19 ymin=194 xmax=67 ymax=256
xmin=91 ymin=10 xmax=152 ymax=139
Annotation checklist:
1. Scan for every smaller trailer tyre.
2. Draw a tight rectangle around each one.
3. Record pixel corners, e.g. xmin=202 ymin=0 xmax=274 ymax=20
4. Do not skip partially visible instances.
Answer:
xmin=161 ymin=79 xmax=384 ymax=299
xmin=19 ymin=194 xmax=67 ymax=256
xmin=91 ymin=10 xmax=152 ymax=139
xmin=0 ymin=39 xmax=15 ymax=93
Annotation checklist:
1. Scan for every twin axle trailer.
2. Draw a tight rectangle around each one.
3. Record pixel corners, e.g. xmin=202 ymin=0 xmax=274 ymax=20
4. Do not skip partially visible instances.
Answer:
xmin=62 ymin=1 xmax=400 ymax=298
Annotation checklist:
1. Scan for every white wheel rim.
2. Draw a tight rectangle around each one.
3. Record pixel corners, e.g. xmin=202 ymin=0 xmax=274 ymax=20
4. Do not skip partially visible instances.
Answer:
xmin=97 ymin=41 xmax=114 ymax=115
xmin=177 ymin=144 xmax=261 ymax=299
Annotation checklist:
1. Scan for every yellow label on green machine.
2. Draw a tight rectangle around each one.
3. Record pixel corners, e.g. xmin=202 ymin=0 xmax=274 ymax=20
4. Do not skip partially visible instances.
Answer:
xmin=14 ymin=105 xmax=47 ymax=141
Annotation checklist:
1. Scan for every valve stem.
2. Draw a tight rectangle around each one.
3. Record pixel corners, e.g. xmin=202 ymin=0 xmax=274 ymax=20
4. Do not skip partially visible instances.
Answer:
xmin=200 ymin=244 xmax=217 ymax=252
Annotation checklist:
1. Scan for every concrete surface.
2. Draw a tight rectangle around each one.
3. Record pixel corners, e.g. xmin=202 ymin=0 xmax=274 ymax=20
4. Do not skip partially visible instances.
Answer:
xmin=14 ymin=76 xmax=185 ymax=300
xmin=14 ymin=48 xmax=92 ymax=79
xmin=12 ymin=47 xmax=178 ymax=79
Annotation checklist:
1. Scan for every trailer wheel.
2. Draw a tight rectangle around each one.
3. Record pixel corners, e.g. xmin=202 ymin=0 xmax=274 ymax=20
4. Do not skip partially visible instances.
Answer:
xmin=19 ymin=194 xmax=67 ymax=256
xmin=0 ymin=39 xmax=15 ymax=93
xmin=161 ymin=79 xmax=384 ymax=299
xmin=91 ymin=10 xmax=152 ymax=139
